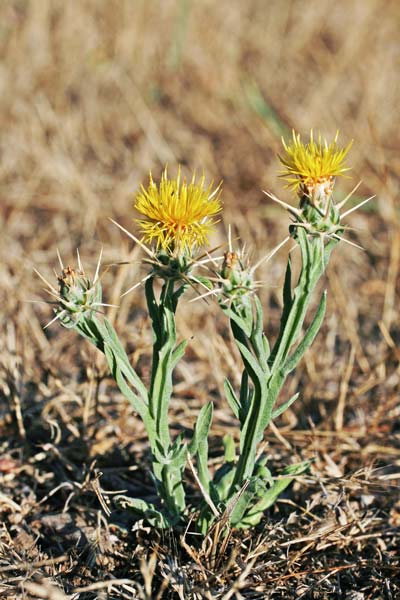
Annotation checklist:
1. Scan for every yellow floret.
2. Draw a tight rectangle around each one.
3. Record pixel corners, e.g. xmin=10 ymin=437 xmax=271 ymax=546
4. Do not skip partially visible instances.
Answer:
xmin=134 ymin=167 xmax=222 ymax=253
xmin=278 ymin=130 xmax=352 ymax=193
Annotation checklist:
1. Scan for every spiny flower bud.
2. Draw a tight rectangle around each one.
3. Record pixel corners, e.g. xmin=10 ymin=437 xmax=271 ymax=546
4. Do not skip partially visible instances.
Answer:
xmin=219 ymin=251 xmax=254 ymax=306
xmin=57 ymin=266 xmax=102 ymax=327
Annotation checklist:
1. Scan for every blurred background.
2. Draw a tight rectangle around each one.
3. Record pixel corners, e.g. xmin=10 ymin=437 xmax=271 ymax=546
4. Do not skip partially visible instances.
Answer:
xmin=0 ymin=0 xmax=399 ymax=594
xmin=1 ymin=0 xmax=398 ymax=403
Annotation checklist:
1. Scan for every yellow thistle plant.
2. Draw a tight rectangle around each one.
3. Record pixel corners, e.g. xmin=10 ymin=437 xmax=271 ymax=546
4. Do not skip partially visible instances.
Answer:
xmin=40 ymin=151 xmax=370 ymax=532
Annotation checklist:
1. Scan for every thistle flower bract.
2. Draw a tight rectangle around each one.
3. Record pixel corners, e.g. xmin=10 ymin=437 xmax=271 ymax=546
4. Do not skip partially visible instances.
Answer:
xmin=134 ymin=167 xmax=222 ymax=255
xmin=220 ymin=251 xmax=254 ymax=298
xmin=278 ymin=130 xmax=352 ymax=199
xmin=212 ymin=249 xmax=256 ymax=316
xmin=57 ymin=266 xmax=102 ymax=327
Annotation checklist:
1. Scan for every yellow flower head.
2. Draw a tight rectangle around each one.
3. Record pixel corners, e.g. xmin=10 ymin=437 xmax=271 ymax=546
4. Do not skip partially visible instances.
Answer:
xmin=134 ymin=167 xmax=222 ymax=253
xmin=278 ymin=130 xmax=352 ymax=195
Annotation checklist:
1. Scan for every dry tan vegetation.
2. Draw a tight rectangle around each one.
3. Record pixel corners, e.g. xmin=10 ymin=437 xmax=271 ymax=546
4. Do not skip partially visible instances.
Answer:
xmin=0 ymin=1 xmax=399 ymax=598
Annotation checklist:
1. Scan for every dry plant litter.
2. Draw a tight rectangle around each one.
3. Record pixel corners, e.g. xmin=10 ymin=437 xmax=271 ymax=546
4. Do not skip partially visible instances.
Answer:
xmin=0 ymin=1 xmax=399 ymax=598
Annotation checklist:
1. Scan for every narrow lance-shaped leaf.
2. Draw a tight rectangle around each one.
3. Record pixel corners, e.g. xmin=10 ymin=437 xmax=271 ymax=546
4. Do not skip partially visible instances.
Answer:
xmin=236 ymin=460 xmax=311 ymax=528
xmin=171 ymin=339 xmax=188 ymax=369
xmin=283 ymin=291 xmax=327 ymax=374
xmin=75 ymin=317 xmax=105 ymax=351
xmin=101 ymin=317 xmax=148 ymax=401
xmin=234 ymin=342 xmax=268 ymax=482
xmin=220 ymin=304 xmax=253 ymax=338
xmin=228 ymin=477 xmax=265 ymax=527
xmin=269 ymin=230 xmax=315 ymax=370
xmin=250 ymin=296 xmax=270 ymax=373
xmin=235 ymin=340 xmax=266 ymax=386
xmin=149 ymin=345 xmax=173 ymax=447
xmin=189 ymin=401 xmax=213 ymax=493
xmin=239 ymin=370 xmax=250 ymax=424
xmin=189 ymin=401 xmax=213 ymax=456
xmin=103 ymin=344 xmax=149 ymax=424
xmin=223 ymin=434 xmax=236 ymax=462
xmin=114 ymin=496 xmax=173 ymax=529
xmin=145 ymin=277 xmax=162 ymax=338
xmin=224 ymin=378 xmax=240 ymax=419
xmin=271 ymin=392 xmax=299 ymax=420
xmin=283 ymin=255 xmax=293 ymax=308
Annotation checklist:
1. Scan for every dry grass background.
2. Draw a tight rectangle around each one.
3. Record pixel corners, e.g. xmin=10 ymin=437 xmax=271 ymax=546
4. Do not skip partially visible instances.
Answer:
xmin=0 ymin=0 xmax=399 ymax=598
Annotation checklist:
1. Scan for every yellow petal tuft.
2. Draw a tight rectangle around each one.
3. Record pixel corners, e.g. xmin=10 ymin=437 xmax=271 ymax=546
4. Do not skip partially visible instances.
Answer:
xmin=278 ymin=130 xmax=352 ymax=193
xmin=134 ymin=167 xmax=222 ymax=253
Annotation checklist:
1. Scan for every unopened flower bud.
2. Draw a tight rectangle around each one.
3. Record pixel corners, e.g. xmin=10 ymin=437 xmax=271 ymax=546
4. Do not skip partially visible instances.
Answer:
xmin=219 ymin=251 xmax=254 ymax=305
xmin=57 ymin=266 xmax=102 ymax=326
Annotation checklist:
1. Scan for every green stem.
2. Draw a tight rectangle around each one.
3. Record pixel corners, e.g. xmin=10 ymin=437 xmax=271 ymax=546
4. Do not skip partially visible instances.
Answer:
xmin=269 ymin=230 xmax=336 ymax=371
xmin=74 ymin=276 xmax=187 ymax=522
xmin=147 ymin=278 xmax=175 ymax=446
xmin=145 ymin=276 xmax=186 ymax=517
xmin=231 ymin=230 xmax=338 ymax=492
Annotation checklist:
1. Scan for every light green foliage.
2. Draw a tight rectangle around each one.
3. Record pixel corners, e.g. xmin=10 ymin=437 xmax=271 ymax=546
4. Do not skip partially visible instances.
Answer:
xmin=212 ymin=228 xmax=338 ymax=528
xmin=46 ymin=159 xmax=356 ymax=533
